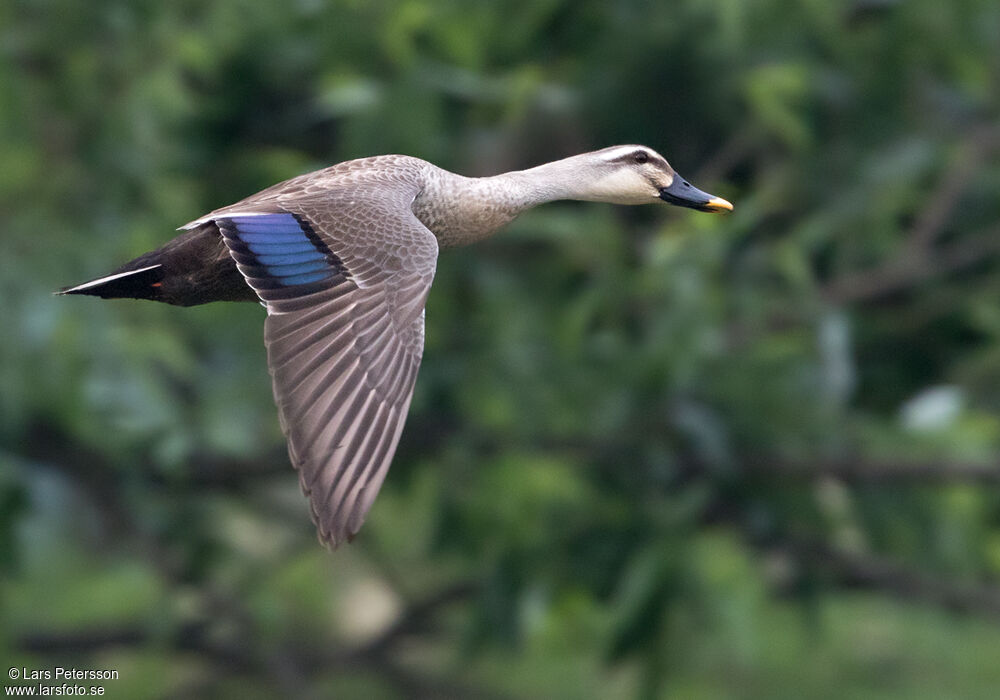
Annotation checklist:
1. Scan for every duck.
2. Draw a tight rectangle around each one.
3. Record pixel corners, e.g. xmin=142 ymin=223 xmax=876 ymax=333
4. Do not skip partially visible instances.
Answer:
xmin=61 ymin=145 xmax=733 ymax=547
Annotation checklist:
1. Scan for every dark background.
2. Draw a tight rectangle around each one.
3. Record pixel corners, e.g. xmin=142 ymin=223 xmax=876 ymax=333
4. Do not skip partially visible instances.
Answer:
xmin=3 ymin=0 xmax=1000 ymax=697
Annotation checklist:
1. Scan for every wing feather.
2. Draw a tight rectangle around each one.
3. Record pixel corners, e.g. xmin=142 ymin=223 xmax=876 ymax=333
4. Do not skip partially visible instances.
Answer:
xmin=215 ymin=189 xmax=438 ymax=547
xmin=311 ymin=388 xmax=382 ymax=535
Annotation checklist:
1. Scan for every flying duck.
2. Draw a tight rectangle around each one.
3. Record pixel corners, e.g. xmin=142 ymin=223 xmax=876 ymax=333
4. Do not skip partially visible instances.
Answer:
xmin=61 ymin=145 xmax=733 ymax=547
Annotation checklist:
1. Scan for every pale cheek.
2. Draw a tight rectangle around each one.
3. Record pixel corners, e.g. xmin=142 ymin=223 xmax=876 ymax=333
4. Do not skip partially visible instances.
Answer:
xmin=596 ymin=170 xmax=651 ymax=200
xmin=655 ymin=172 xmax=675 ymax=189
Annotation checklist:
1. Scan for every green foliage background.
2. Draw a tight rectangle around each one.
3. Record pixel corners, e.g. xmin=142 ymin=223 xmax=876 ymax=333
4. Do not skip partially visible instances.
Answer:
xmin=3 ymin=0 xmax=1000 ymax=697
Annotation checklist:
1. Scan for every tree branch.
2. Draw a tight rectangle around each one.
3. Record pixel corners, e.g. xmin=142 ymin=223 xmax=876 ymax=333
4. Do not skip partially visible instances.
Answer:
xmin=356 ymin=579 xmax=480 ymax=658
xmin=16 ymin=579 xmax=500 ymax=700
xmin=821 ymin=123 xmax=1000 ymax=306
xmin=774 ymin=536 xmax=1000 ymax=620
xmin=822 ymin=224 xmax=1000 ymax=305
xmin=742 ymin=454 xmax=1000 ymax=485
xmin=906 ymin=123 xmax=1000 ymax=250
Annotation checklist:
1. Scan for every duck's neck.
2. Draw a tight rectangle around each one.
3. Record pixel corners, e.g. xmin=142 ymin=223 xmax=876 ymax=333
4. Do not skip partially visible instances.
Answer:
xmin=413 ymin=156 xmax=592 ymax=248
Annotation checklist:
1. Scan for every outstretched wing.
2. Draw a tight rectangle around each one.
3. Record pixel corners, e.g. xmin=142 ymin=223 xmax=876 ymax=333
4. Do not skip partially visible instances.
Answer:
xmin=214 ymin=187 xmax=438 ymax=547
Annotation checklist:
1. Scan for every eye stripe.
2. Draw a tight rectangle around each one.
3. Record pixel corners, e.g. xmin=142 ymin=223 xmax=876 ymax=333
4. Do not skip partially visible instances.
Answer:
xmin=615 ymin=150 xmax=650 ymax=163
xmin=598 ymin=146 xmax=646 ymax=161
xmin=598 ymin=146 xmax=668 ymax=169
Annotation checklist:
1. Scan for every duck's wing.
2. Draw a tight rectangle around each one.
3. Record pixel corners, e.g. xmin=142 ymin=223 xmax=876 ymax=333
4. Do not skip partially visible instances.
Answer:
xmin=210 ymin=184 xmax=438 ymax=547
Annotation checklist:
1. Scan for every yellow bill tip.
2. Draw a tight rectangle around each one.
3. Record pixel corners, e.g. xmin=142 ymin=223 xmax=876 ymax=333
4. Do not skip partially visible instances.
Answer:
xmin=704 ymin=196 xmax=734 ymax=212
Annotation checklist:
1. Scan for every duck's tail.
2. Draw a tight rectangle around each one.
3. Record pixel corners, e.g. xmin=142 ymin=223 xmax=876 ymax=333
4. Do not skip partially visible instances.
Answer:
xmin=59 ymin=223 xmax=259 ymax=306
xmin=57 ymin=262 xmax=164 ymax=301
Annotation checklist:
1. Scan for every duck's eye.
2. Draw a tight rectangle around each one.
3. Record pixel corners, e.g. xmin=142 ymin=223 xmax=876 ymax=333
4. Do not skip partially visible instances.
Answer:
xmin=633 ymin=152 xmax=649 ymax=164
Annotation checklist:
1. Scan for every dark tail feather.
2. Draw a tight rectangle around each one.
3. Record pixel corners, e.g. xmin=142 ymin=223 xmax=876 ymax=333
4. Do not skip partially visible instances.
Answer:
xmin=58 ymin=223 xmax=257 ymax=306
xmin=58 ymin=263 xmax=164 ymax=300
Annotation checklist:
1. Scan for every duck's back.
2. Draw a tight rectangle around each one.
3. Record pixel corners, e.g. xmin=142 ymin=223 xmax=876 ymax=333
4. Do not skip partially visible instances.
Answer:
xmin=184 ymin=154 xmax=432 ymax=228
xmin=63 ymin=155 xmax=435 ymax=306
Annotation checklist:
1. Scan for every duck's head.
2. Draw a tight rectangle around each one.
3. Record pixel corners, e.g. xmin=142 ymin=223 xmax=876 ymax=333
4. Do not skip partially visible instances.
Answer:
xmin=580 ymin=145 xmax=733 ymax=212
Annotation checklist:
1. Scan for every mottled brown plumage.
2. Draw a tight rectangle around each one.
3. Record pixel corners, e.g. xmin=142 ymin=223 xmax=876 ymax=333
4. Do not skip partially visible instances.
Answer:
xmin=61 ymin=146 xmax=732 ymax=547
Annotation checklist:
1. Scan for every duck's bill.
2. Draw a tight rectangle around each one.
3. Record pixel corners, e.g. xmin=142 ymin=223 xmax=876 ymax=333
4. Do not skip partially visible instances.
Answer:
xmin=659 ymin=176 xmax=733 ymax=212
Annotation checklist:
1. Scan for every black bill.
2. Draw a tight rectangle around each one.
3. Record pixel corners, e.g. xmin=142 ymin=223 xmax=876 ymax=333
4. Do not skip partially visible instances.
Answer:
xmin=659 ymin=175 xmax=733 ymax=212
